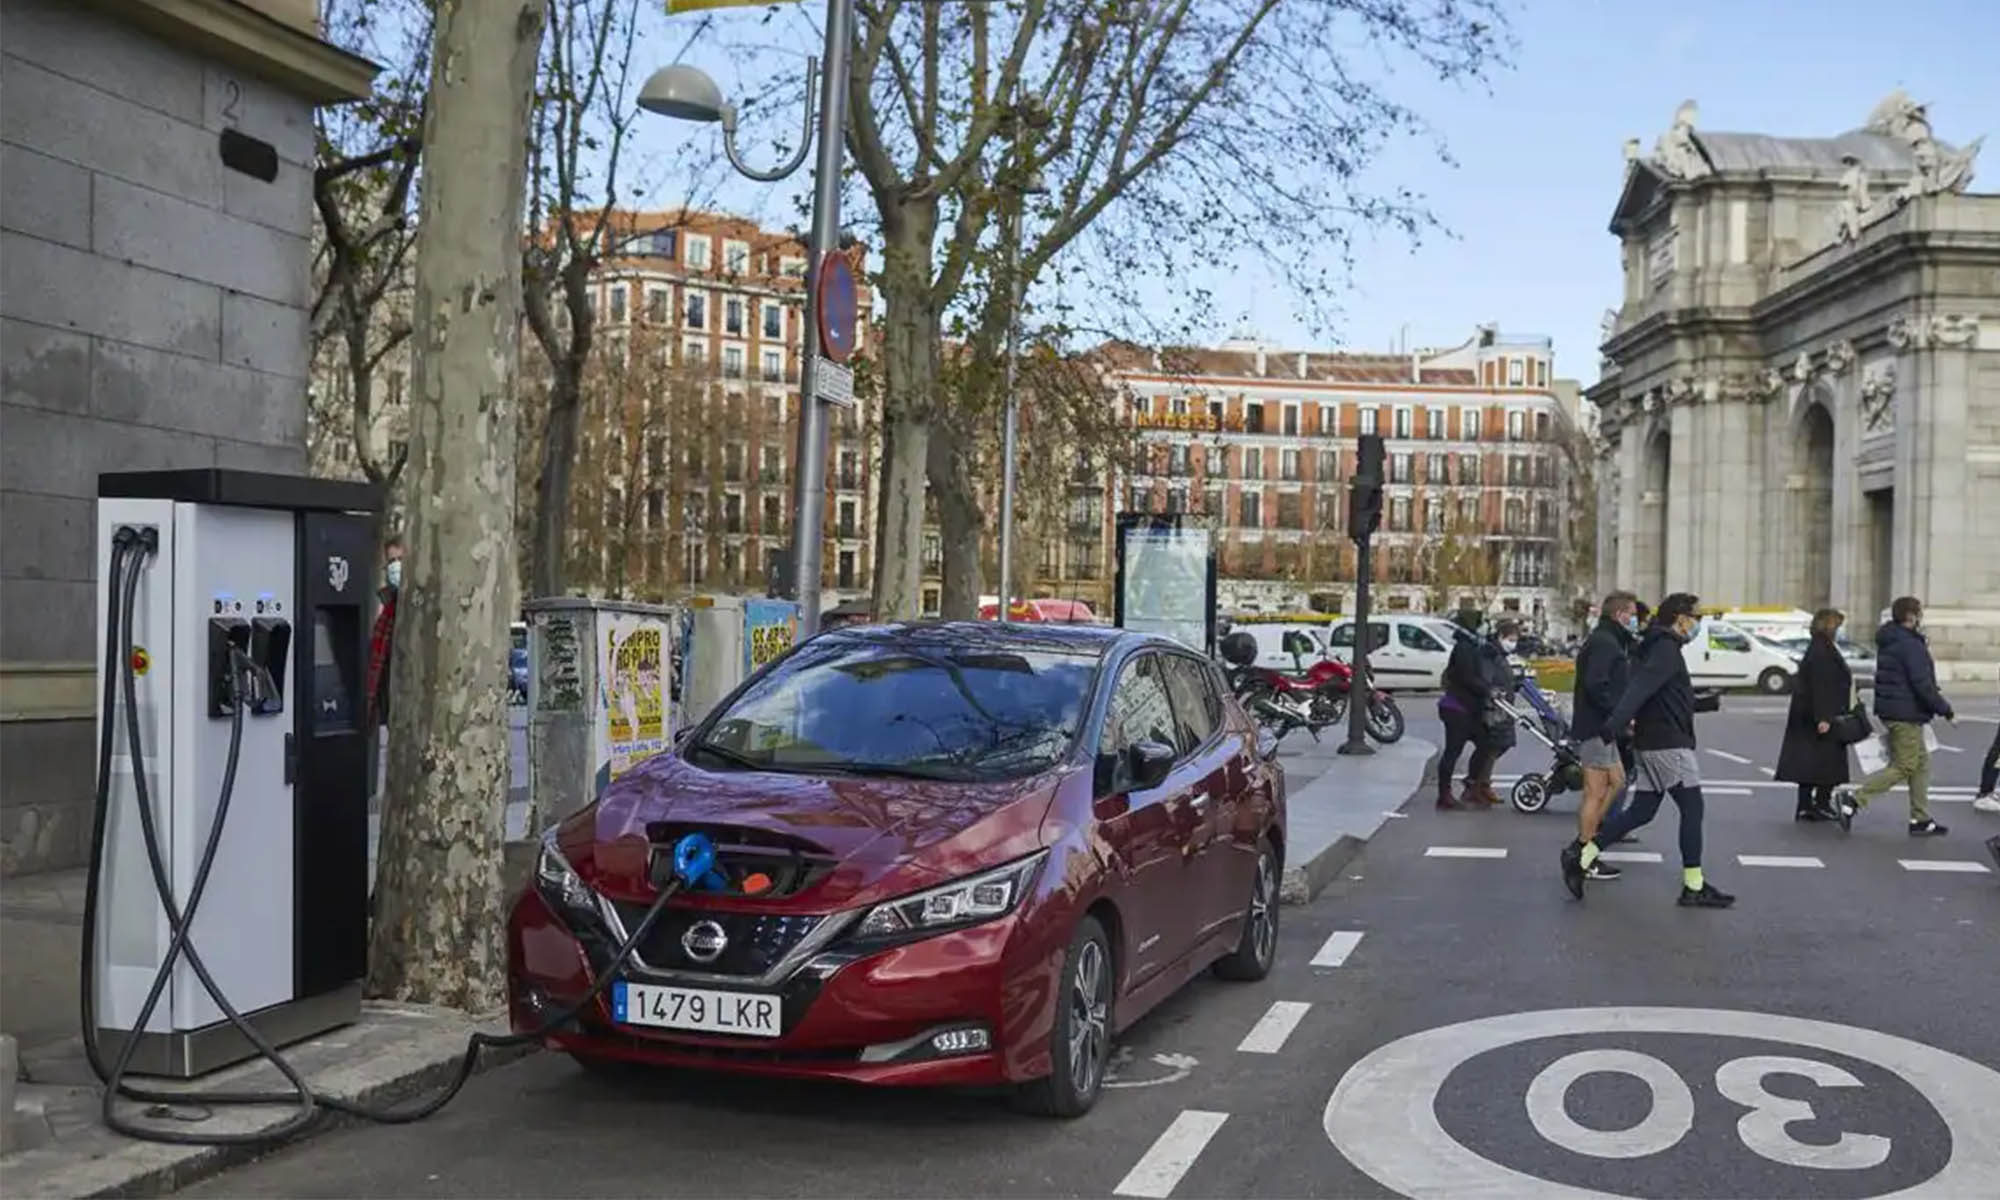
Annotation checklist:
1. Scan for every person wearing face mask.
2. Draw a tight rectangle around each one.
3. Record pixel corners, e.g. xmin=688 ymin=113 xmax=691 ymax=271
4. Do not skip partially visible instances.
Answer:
xmin=1565 ymin=591 xmax=1641 ymax=880
xmin=1833 ymin=595 xmax=1954 ymax=836
xmin=1562 ymin=592 xmax=1732 ymax=907
xmin=367 ymin=536 xmax=404 ymax=728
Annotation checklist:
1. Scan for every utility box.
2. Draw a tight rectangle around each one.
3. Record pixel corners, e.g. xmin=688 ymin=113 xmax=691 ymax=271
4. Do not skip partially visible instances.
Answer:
xmin=678 ymin=595 xmax=801 ymax=727
xmin=93 ymin=469 xmax=378 ymax=1077
xmin=524 ymin=598 xmax=677 ymax=832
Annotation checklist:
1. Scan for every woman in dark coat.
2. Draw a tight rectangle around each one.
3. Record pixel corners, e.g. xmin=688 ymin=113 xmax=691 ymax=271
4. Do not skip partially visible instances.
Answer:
xmin=1775 ymin=608 xmax=1854 ymax=821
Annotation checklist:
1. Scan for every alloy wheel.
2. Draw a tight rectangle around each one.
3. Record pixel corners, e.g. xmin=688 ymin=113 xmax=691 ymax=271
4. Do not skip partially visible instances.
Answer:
xmin=1249 ymin=852 xmax=1277 ymax=967
xmin=1067 ymin=939 xmax=1109 ymax=1097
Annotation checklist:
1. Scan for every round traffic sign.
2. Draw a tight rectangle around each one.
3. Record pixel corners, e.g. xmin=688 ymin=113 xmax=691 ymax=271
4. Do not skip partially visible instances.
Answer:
xmin=816 ymin=252 xmax=858 ymax=364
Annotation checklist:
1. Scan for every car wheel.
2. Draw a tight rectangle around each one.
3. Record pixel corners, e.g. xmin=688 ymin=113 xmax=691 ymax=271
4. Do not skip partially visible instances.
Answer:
xmin=1013 ymin=915 xmax=1113 ymax=1119
xmin=1213 ymin=838 xmax=1279 ymax=982
xmin=1759 ymin=667 xmax=1792 ymax=695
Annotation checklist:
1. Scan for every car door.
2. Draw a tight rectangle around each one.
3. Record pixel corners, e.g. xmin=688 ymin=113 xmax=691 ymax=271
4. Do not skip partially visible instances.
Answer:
xmin=1384 ymin=620 xmax=1452 ymax=689
xmin=1093 ymin=652 xmax=1203 ymax=986
xmin=1689 ymin=618 xmax=1755 ymax=686
xmin=1159 ymin=653 xmax=1243 ymax=941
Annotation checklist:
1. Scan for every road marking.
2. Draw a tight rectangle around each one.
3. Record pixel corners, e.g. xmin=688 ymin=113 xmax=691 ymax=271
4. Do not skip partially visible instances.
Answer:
xmin=1310 ymin=930 xmax=1365 ymax=967
xmin=1324 ymin=1007 xmax=2000 ymax=1199
xmin=1935 ymin=743 xmax=1964 ymax=753
xmin=1898 ymin=859 xmax=1992 ymax=874
xmin=1706 ymin=786 xmax=1753 ymax=796
xmin=1737 ymin=854 xmax=1824 ymax=868
xmin=1105 ymin=1049 xmax=1200 ymax=1089
xmin=1599 ymin=850 xmax=1663 ymax=863
xmin=1960 ymin=715 xmax=1998 ymax=725
xmin=1708 ymin=748 xmax=1754 ymax=765
xmin=1425 ymin=846 xmax=1507 ymax=859
xmin=1238 ymin=1001 xmax=1311 ymax=1054
xmin=1114 ymin=1110 xmax=1229 ymax=1198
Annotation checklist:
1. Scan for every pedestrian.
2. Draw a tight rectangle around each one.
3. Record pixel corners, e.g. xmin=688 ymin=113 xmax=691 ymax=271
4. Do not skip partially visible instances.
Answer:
xmin=1973 ymin=683 xmax=1998 ymax=814
xmin=1833 ymin=596 xmax=1953 ymax=836
xmin=1774 ymin=607 xmax=1855 ymax=823
xmin=1436 ymin=612 xmax=1501 ymax=808
xmin=367 ymin=536 xmax=403 ymax=726
xmin=1565 ymin=591 xmax=1640 ymax=880
xmin=1562 ymin=592 xmax=1733 ymax=908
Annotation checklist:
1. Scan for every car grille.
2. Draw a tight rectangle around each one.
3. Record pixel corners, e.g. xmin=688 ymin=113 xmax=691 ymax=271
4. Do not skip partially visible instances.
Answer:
xmin=610 ymin=904 xmax=825 ymax=978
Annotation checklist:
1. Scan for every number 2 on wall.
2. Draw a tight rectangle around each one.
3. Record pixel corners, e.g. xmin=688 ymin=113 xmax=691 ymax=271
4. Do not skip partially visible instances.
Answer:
xmin=221 ymin=79 xmax=242 ymax=126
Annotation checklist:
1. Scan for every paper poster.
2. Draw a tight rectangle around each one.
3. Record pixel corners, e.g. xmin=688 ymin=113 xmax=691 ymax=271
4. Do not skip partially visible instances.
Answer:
xmin=744 ymin=598 xmax=800 ymax=676
xmin=598 ymin=615 xmax=667 ymax=780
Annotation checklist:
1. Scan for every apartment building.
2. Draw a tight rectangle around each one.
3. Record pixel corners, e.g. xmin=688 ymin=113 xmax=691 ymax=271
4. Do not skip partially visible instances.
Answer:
xmin=1094 ymin=326 xmax=1584 ymax=631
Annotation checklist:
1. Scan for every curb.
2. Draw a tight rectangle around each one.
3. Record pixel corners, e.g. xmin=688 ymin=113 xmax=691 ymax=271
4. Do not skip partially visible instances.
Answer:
xmin=5 ymin=1024 xmax=537 ymax=1200
xmin=1279 ymin=745 xmax=1440 ymax=907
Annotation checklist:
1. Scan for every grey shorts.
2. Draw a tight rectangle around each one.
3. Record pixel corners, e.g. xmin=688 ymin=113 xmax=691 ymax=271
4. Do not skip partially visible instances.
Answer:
xmin=1634 ymin=747 xmax=1702 ymax=794
xmin=1578 ymin=739 xmax=1623 ymax=771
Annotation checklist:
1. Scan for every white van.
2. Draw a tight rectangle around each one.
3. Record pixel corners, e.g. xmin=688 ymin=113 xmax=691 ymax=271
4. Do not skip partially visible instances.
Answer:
xmin=1685 ymin=617 xmax=1800 ymax=694
xmin=1322 ymin=616 xmax=1455 ymax=690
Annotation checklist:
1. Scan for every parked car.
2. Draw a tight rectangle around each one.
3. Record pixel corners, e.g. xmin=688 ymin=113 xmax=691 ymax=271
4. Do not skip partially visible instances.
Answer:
xmin=1766 ymin=633 xmax=1876 ymax=687
xmin=1322 ymin=615 xmax=1456 ymax=690
xmin=1686 ymin=617 xmax=1800 ymax=694
xmin=508 ymin=621 xmax=1286 ymax=1117
xmin=509 ymin=622 xmax=529 ymax=704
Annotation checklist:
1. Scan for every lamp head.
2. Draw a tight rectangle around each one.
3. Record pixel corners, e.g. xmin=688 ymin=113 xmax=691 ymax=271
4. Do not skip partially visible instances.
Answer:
xmin=639 ymin=64 xmax=725 ymax=123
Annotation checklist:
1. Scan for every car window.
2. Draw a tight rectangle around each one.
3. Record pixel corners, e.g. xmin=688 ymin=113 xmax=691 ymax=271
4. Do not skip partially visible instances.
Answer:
xmin=1327 ymin=623 xmax=1355 ymax=649
xmin=1398 ymin=623 xmax=1445 ymax=653
xmin=1708 ymin=625 xmax=1752 ymax=653
xmin=1366 ymin=622 xmax=1389 ymax=651
xmin=1160 ymin=655 xmax=1219 ymax=755
xmin=695 ymin=636 xmax=1097 ymax=780
xmin=1103 ymin=654 xmax=1179 ymax=760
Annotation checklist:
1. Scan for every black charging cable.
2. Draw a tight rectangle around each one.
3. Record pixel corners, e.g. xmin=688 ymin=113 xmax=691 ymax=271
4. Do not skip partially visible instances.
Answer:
xmin=79 ymin=527 xmax=688 ymax=1144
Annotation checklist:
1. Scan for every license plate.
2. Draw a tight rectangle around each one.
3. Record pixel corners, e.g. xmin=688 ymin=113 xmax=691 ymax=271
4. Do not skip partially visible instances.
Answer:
xmin=612 ymin=981 xmax=781 ymax=1038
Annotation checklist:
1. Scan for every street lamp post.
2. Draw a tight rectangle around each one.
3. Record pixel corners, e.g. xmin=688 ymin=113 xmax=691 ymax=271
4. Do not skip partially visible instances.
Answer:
xmin=640 ymin=0 xmax=853 ymax=640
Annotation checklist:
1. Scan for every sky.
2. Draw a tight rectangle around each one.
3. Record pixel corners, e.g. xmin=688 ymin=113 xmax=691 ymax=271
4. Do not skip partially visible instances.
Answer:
xmin=621 ymin=0 xmax=2000 ymax=388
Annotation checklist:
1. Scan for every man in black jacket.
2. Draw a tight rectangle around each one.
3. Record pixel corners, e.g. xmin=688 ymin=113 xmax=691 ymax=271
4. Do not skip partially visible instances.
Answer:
xmin=1568 ymin=591 xmax=1640 ymax=879
xmin=1562 ymin=593 xmax=1733 ymax=908
xmin=1835 ymin=596 xmax=1955 ymax=836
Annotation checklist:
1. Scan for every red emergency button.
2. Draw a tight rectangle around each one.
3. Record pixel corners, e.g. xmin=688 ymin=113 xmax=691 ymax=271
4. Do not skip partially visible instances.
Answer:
xmin=130 ymin=647 xmax=151 ymax=676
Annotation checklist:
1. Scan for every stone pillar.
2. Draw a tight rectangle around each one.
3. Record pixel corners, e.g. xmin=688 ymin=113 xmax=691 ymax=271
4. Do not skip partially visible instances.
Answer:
xmin=1665 ymin=401 xmax=1697 ymax=591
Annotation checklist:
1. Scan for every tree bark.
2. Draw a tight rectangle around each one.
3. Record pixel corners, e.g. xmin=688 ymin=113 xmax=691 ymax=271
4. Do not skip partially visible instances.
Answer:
xmin=529 ymin=359 xmax=582 ymax=597
xmin=871 ymin=216 xmax=943 ymax=620
xmin=931 ymin=421 xmax=984 ymax=618
xmin=368 ymin=0 xmax=544 ymax=1010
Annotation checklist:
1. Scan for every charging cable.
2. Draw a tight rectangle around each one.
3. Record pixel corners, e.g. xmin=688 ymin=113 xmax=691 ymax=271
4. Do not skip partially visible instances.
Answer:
xmin=81 ymin=527 xmax=701 ymax=1145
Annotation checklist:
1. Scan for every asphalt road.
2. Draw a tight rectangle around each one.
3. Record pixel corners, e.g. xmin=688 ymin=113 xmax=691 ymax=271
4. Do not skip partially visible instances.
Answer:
xmin=198 ymin=700 xmax=2000 ymax=1199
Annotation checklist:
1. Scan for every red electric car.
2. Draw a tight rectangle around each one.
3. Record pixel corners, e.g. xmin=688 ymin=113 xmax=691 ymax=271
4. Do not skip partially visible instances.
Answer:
xmin=508 ymin=621 xmax=1286 ymax=1116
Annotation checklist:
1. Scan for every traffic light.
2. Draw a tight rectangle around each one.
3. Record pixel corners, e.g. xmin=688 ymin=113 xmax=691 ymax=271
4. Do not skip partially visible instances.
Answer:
xmin=1348 ymin=433 xmax=1384 ymax=541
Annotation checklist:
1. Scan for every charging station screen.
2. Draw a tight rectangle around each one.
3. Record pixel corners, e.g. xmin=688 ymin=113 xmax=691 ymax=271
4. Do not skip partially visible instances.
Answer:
xmin=311 ymin=609 xmax=358 ymax=733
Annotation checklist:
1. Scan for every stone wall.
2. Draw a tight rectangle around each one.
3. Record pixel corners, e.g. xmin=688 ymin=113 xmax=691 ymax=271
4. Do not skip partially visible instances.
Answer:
xmin=0 ymin=0 xmax=320 ymax=873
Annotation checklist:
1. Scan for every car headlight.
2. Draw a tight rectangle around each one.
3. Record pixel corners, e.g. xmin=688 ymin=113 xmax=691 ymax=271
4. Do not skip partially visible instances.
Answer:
xmin=852 ymin=852 xmax=1047 ymax=942
xmin=535 ymin=837 xmax=601 ymax=926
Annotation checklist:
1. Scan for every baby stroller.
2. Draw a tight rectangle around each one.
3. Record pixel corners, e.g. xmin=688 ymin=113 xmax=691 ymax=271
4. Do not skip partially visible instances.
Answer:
xmin=1496 ymin=672 xmax=1583 ymax=814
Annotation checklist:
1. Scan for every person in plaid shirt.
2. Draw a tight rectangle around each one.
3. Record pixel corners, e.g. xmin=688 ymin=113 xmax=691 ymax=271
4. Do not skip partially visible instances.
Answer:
xmin=367 ymin=537 xmax=403 ymax=725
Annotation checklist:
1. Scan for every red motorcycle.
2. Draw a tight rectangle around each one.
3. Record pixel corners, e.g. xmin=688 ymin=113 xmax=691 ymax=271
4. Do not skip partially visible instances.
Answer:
xmin=1219 ymin=630 xmax=1405 ymax=744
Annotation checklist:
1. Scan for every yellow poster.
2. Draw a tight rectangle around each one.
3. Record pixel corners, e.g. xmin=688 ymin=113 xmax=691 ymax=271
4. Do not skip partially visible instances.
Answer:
xmin=600 ymin=619 xmax=667 ymax=780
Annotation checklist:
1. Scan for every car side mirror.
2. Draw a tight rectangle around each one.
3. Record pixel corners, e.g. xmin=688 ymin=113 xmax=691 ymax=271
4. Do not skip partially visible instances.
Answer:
xmin=1128 ymin=740 xmax=1176 ymax=791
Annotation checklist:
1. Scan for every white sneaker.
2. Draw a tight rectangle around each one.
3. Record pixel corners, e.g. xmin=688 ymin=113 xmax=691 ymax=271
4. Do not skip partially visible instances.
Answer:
xmin=1973 ymin=793 xmax=2000 ymax=814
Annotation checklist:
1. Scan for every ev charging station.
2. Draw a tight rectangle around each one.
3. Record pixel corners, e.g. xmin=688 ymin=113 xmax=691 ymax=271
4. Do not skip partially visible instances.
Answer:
xmin=92 ymin=469 xmax=379 ymax=1078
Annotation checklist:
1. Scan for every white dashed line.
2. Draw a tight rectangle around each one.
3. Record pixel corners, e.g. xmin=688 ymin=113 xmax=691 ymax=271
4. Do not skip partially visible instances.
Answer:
xmin=1237 ymin=1002 xmax=1312 ymax=1054
xmin=1310 ymin=930 xmax=1365 ymax=968
xmin=1599 ymin=850 xmax=1663 ymax=864
xmin=1759 ymin=766 xmax=1777 ymax=776
xmin=1935 ymin=743 xmax=1964 ymax=753
xmin=1424 ymin=846 xmax=1508 ymax=859
xmin=1706 ymin=787 xmax=1753 ymax=796
xmin=1737 ymin=854 xmax=1825 ymax=869
xmin=1708 ymin=749 xmax=1754 ymax=765
xmin=1114 ymin=1110 xmax=1229 ymax=1198
xmin=1898 ymin=859 xmax=1992 ymax=874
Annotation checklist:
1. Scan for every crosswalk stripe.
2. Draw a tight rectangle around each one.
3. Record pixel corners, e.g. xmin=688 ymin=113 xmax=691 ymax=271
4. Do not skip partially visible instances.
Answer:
xmin=1599 ymin=850 xmax=1663 ymax=863
xmin=1737 ymin=854 xmax=1825 ymax=868
xmin=1237 ymin=1002 xmax=1312 ymax=1053
xmin=1898 ymin=859 xmax=1992 ymax=874
xmin=1708 ymin=749 xmax=1754 ymax=765
xmin=1309 ymin=930 xmax=1365 ymax=968
xmin=1115 ymin=1111 xmax=1229 ymax=1198
xmin=1425 ymin=846 xmax=1507 ymax=859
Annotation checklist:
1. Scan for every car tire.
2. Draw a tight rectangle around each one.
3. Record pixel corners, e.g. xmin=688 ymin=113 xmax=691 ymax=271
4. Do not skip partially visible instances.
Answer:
xmin=1212 ymin=838 xmax=1279 ymax=982
xmin=1759 ymin=667 xmax=1792 ymax=695
xmin=1013 ymin=915 xmax=1113 ymax=1119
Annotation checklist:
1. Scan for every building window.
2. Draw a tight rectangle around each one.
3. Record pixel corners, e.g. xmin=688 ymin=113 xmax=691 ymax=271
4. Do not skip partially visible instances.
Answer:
xmin=763 ymin=395 xmax=783 ymax=426
xmin=1243 ymin=447 xmax=1263 ymax=480
xmin=645 ymin=287 xmax=668 ymax=323
xmin=1394 ymin=407 xmax=1412 ymax=438
xmin=1283 ymin=404 xmax=1300 ymax=436
xmin=1319 ymin=403 xmax=1339 ymax=436
xmin=780 ymin=256 xmax=806 ymax=278
xmin=763 ymin=304 xmax=783 ymax=340
xmin=1170 ymin=396 xmax=1188 ymax=417
xmin=1360 ymin=408 xmax=1378 ymax=436
xmin=609 ymin=285 xmax=627 ymax=323
xmin=1168 ymin=444 xmax=1190 ymax=476
xmin=685 ymin=292 xmax=706 ymax=330
xmin=1317 ymin=491 xmax=1339 ymax=530
xmin=1239 ymin=491 xmax=1262 ymax=528
xmin=1070 ymin=539 xmax=1100 ymax=579
xmin=1203 ymin=485 xmax=1224 ymax=517
xmin=1209 ymin=398 xmax=1225 ymax=427
xmin=646 ymin=489 xmax=663 ymax=525
xmin=724 ymin=492 xmax=744 ymax=533
xmin=724 ymin=443 xmax=744 ymax=482
xmin=1277 ymin=492 xmax=1302 ymax=529
xmin=725 ymin=298 xmax=744 ymax=335
xmin=1245 ymin=402 xmax=1265 ymax=434
xmin=1281 ymin=449 xmax=1300 ymax=481
xmin=1508 ymin=455 xmax=1527 ymax=486
xmin=756 ymin=349 xmax=781 ymax=383
xmin=1425 ymin=498 xmax=1446 ymax=532
xmin=1390 ymin=452 xmax=1411 ymax=483
xmin=762 ymin=444 xmax=781 ymax=483
xmin=1390 ymin=497 xmax=1411 ymax=531
xmin=922 ymin=586 xmax=941 ymax=616
xmin=762 ymin=494 xmax=782 ymax=533
xmin=839 ymin=449 xmax=860 ymax=490
xmin=648 ymin=228 xmax=677 ymax=257
xmin=1508 ymin=410 xmax=1524 ymax=440
xmin=922 ymin=533 xmax=942 ymax=573
xmin=1509 ymin=358 xmax=1525 ymax=386
xmin=1460 ymin=497 xmax=1480 ymax=526
xmin=685 ymin=235 xmax=711 ymax=269
xmin=1459 ymin=454 xmax=1481 ymax=485
xmin=837 ymin=550 xmax=856 ymax=589
xmin=1462 ymin=406 xmax=1481 ymax=440
xmin=1128 ymin=483 xmax=1148 ymax=512
xmin=1317 ymin=450 xmax=1339 ymax=482
xmin=723 ymin=239 xmax=750 ymax=274
xmin=1536 ymin=411 xmax=1551 ymax=440
xmin=1166 ymin=485 xmax=1187 ymax=513
xmin=1040 ymin=540 xmax=1061 ymax=576
xmin=1205 ymin=446 xmax=1225 ymax=477
xmin=838 ymin=499 xmax=857 ymax=539
xmin=1427 ymin=407 xmax=1445 ymax=438
xmin=1537 ymin=360 xmax=1549 ymax=387
xmin=723 ymin=346 xmax=745 ymax=378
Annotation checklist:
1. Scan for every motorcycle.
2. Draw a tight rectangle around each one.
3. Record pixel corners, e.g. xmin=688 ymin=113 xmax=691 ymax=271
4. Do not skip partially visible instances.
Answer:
xmin=1219 ymin=630 xmax=1405 ymax=745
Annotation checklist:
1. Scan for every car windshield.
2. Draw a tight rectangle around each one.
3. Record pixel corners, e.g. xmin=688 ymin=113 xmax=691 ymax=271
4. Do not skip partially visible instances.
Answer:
xmin=691 ymin=636 xmax=1099 ymax=781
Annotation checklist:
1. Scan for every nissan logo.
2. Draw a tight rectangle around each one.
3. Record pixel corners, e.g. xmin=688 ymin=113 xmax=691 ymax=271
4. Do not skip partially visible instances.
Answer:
xmin=681 ymin=919 xmax=728 ymax=964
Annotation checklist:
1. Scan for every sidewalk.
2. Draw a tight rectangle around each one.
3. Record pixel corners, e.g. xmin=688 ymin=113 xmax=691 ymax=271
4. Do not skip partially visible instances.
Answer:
xmin=1271 ymin=731 xmax=1438 ymax=904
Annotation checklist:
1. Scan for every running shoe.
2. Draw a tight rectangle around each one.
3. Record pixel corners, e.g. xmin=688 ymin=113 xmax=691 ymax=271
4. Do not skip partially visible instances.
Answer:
xmin=1677 ymin=882 xmax=1736 ymax=908
xmin=1560 ymin=842 xmax=1585 ymax=900
xmin=1908 ymin=818 xmax=1949 ymax=837
xmin=1585 ymin=860 xmax=1623 ymax=881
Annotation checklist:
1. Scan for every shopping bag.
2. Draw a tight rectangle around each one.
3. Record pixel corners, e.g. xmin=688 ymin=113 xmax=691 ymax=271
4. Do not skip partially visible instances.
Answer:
xmin=1922 ymin=725 xmax=1940 ymax=753
xmin=1853 ymin=733 xmax=1889 ymax=775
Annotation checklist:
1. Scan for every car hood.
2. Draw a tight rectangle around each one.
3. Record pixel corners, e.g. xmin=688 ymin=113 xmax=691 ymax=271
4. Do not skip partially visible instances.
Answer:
xmin=574 ymin=752 xmax=1061 ymax=906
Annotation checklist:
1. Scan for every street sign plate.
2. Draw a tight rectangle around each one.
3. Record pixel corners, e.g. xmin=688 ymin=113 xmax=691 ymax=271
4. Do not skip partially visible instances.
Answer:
xmin=816 ymin=253 xmax=859 ymax=364
xmin=814 ymin=358 xmax=855 ymax=407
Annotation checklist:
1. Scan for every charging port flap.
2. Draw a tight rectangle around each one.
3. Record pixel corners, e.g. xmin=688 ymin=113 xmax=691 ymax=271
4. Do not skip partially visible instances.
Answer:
xmin=208 ymin=618 xmax=251 ymax=717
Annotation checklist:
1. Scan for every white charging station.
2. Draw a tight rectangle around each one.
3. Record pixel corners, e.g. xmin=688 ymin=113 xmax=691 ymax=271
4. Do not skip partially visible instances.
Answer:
xmin=93 ymin=470 xmax=379 ymax=1078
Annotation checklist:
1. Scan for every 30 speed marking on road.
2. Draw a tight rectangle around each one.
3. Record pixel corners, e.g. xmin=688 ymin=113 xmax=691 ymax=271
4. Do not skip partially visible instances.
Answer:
xmin=1323 ymin=1007 xmax=2000 ymax=1199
